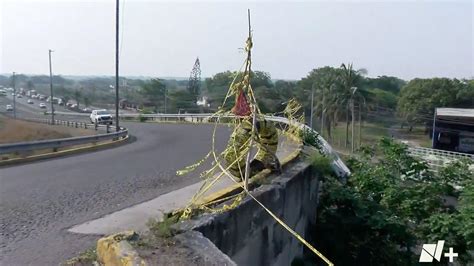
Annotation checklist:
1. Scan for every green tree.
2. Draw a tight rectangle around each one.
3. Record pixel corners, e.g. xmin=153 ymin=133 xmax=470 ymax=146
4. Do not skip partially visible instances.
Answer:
xmin=74 ymin=89 xmax=82 ymax=109
xmin=83 ymin=96 xmax=91 ymax=107
xmin=168 ymin=90 xmax=197 ymax=113
xmin=397 ymin=78 xmax=471 ymax=129
xmin=26 ymin=80 xmax=35 ymax=90
xmin=363 ymin=76 xmax=406 ymax=94
xmin=140 ymin=78 xmax=166 ymax=112
xmin=368 ymin=88 xmax=398 ymax=109
xmin=313 ymin=139 xmax=473 ymax=265
xmin=297 ymin=66 xmax=342 ymax=138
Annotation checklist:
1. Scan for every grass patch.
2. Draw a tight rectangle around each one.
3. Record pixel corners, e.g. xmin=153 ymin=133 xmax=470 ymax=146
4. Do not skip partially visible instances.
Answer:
xmin=308 ymin=152 xmax=333 ymax=177
xmin=62 ymin=247 xmax=97 ymax=266
xmin=146 ymin=214 xmax=179 ymax=238
xmin=320 ymin=120 xmax=431 ymax=153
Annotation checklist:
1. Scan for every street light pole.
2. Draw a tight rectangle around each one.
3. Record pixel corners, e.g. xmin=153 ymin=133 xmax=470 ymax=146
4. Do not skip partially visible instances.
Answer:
xmin=310 ymin=83 xmax=315 ymax=129
xmin=115 ymin=0 xmax=120 ymax=132
xmin=351 ymin=87 xmax=357 ymax=153
xmin=321 ymin=87 xmax=325 ymax=137
xmin=49 ymin=49 xmax=55 ymax=125
xmin=164 ymin=88 xmax=167 ymax=113
xmin=12 ymin=72 xmax=16 ymax=119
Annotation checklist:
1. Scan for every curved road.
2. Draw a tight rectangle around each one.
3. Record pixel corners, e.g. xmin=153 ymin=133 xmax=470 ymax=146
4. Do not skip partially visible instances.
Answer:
xmin=0 ymin=99 xmax=230 ymax=265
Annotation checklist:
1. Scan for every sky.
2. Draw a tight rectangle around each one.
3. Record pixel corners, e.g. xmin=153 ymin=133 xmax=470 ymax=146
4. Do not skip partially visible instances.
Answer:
xmin=1 ymin=0 xmax=473 ymax=80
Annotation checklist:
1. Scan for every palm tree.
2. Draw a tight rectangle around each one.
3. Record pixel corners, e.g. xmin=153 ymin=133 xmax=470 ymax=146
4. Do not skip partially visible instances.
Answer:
xmin=340 ymin=63 xmax=364 ymax=149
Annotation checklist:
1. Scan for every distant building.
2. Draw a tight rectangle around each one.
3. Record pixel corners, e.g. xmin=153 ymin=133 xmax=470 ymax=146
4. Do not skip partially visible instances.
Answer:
xmin=432 ymin=108 xmax=474 ymax=154
xmin=196 ymin=96 xmax=210 ymax=107
xmin=119 ymin=99 xmax=139 ymax=109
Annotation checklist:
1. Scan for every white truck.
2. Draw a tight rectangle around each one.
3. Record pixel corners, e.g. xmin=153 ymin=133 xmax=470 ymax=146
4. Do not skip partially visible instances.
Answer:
xmin=90 ymin=109 xmax=113 ymax=125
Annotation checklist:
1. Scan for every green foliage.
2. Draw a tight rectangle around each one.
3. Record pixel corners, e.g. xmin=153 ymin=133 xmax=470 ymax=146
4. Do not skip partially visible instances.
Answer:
xmin=140 ymin=78 xmax=166 ymax=112
xmin=300 ymin=127 xmax=322 ymax=151
xmin=146 ymin=214 xmax=179 ymax=238
xmin=309 ymin=153 xmax=333 ymax=177
xmin=362 ymin=76 xmax=406 ymax=94
xmin=398 ymin=78 xmax=474 ymax=125
xmin=63 ymin=247 xmax=97 ymax=265
xmin=167 ymin=90 xmax=197 ymax=113
xmin=368 ymin=88 xmax=398 ymax=109
xmin=205 ymin=70 xmax=275 ymax=110
xmin=313 ymin=138 xmax=473 ymax=265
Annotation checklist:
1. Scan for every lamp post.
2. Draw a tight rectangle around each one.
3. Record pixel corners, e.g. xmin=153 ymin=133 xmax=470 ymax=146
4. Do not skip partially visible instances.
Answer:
xmin=12 ymin=72 xmax=16 ymax=119
xmin=350 ymin=87 xmax=358 ymax=153
xmin=115 ymin=0 xmax=120 ymax=131
xmin=310 ymin=83 xmax=315 ymax=129
xmin=49 ymin=49 xmax=55 ymax=125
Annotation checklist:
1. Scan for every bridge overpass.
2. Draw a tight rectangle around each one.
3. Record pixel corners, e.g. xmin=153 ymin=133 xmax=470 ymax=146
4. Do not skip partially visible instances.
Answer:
xmin=0 ymin=96 xmax=349 ymax=265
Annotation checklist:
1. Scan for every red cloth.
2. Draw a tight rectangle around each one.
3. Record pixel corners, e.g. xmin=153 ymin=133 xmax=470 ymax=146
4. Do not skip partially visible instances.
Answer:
xmin=232 ymin=89 xmax=251 ymax=116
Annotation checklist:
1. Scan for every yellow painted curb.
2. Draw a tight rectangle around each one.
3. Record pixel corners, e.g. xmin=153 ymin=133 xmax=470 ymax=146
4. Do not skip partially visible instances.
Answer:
xmin=97 ymin=231 xmax=146 ymax=266
xmin=0 ymin=135 xmax=129 ymax=167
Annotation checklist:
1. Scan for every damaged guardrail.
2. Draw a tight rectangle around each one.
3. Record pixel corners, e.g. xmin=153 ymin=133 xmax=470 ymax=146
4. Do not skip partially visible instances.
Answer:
xmin=43 ymin=111 xmax=350 ymax=176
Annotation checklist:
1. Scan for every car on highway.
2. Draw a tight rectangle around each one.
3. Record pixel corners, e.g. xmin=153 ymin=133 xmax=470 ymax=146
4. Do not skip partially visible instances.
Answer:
xmin=17 ymin=94 xmax=23 ymax=98
xmin=39 ymin=95 xmax=46 ymax=101
xmin=6 ymin=104 xmax=13 ymax=111
xmin=39 ymin=103 xmax=46 ymax=109
xmin=0 ymin=89 xmax=6 ymax=96
xmin=27 ymin=99 xmax=34 ymax=104
xmin=90 ymin=109 xmax=113 ymax=125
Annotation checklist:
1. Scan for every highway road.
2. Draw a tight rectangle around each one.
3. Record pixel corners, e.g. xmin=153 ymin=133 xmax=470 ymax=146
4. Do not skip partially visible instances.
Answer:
xmin=0 ymin=97 xmax=230 ymax=265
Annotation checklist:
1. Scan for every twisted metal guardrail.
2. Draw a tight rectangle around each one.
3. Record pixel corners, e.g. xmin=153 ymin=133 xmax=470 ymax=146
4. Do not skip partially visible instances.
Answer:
xmin=0 ymin=118 xmax=128 ymax=155
xmin=42 ymin=111 xmax=351 ymax=176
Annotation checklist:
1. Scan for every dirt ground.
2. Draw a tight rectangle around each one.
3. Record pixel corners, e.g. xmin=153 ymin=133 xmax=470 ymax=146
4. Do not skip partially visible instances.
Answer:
xmin=0 ymin=116 xmax=96 ymax=144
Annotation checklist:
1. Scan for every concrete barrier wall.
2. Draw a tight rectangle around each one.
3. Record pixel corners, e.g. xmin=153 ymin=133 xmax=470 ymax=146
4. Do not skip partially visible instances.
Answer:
xmin=178 ymin=160 xmax=320 ymax=265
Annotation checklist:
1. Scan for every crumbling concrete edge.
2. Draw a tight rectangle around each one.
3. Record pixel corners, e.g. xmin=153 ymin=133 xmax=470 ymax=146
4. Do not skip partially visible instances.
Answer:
xmin=172 ymin=159 xmax=313 ymax=265
xmin=174 ymin=231 xmax=237 ymax=266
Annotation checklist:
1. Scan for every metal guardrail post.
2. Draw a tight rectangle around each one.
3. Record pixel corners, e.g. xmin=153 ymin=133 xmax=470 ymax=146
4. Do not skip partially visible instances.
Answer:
xmin=95 ymin=123 xmax=98 ymax=131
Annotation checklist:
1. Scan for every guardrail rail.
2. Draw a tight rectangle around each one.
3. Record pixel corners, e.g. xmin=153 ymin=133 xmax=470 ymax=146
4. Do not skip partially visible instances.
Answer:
xmin=40 ymin=112 xmax=351 ymax=176
xmin=0 ymin=117 xmax=128 ymax=155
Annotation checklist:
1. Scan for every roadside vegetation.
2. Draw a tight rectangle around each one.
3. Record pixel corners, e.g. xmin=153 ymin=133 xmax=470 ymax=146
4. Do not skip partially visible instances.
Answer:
xmin=4 ymin=65 xmax=471 ymax=151
xmin=0 ymin=115 xmax=93 ymax=144
xmin=309 ymin=138 xmax=474 ymax=265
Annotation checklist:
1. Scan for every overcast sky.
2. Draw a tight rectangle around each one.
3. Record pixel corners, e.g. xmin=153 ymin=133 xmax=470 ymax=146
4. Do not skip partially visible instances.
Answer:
xmin=1 ymin=0 xmax=472 ymax=80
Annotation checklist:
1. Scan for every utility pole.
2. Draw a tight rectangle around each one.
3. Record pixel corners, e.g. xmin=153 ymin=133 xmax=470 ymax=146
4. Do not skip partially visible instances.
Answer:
xmin=431 ymin=109 xmax=437 ymax=148
xmin=164 ymin=88 xmax=167 ymax=113
xmin=49 ymin=49 xmax=55 ymax=125
xmin=321 ymin=87 xmax=325 ymax=138
xmin=358 ymin=102 xmax=361 ymax=147
xmin=310 ymin=83 xmax=315 ymax=129
xmin=12 ymin=72 xmax=16 ymax=119
xmin=351 ymin=87 xmax=357 ymax=153
xmin=115 ymin=0 xmax=120 ymax=131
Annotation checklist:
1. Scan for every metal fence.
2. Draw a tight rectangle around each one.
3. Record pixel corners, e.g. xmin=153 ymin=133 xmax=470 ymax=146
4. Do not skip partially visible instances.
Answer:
xmin=408 ymin=146 xmax=474 ymax=173
xmin=22 ymin=117 xmax=114 ymax=132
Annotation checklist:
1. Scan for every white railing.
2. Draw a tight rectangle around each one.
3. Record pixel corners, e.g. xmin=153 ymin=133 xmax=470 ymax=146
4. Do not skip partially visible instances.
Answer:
xmin=408 ymin=146 xmax=474 ymax=172
xmin=48 ymin=111 xmax=351 ymax=177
